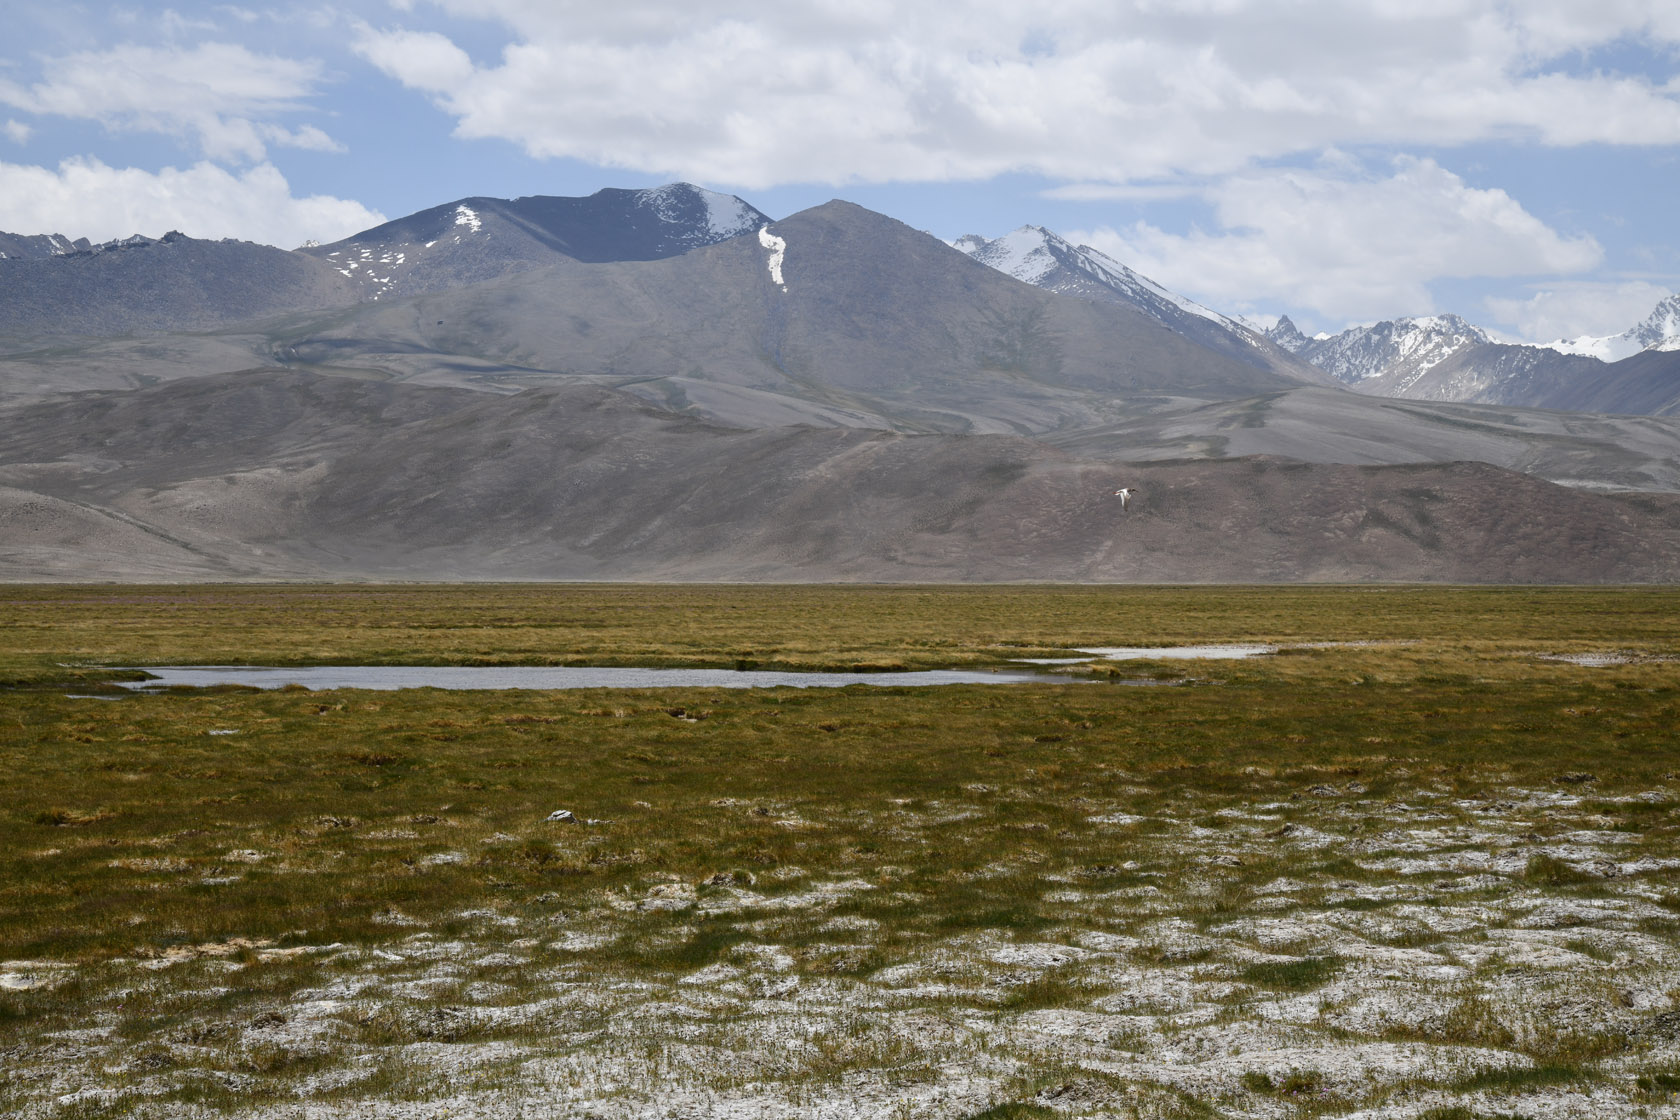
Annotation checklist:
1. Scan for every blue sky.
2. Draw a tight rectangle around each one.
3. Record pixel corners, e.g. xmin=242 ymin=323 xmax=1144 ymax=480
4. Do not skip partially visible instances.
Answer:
xmin=3 ymin=2 xmax=1679 ymax=342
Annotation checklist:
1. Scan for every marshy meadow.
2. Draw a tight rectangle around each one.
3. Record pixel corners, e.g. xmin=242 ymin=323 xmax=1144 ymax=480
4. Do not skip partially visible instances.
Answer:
xmin=2 ymin=584 xmax=1678 ymax=1119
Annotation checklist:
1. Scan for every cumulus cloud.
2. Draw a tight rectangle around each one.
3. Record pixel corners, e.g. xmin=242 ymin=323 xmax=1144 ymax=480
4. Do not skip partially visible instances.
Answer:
xmin=1063 ymin=156 xmax=1603 ymax=326
xmin=352 ymin=27 xmax=476 ymax=91
xmin=1484 ymin=281 xmax=1676 ymax=343
xmin=0 ymin=42 xmax=337 ymax=162
xmin=350 ymin=1 xmax=1680 ymax=187
xmin=0 ymin=158 xmax=385 ymax=247
xmin=3 ymin=120 xmax=30 ymax=144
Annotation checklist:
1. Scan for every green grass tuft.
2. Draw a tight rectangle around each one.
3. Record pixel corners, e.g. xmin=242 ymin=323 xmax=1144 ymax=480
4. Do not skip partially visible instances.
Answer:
xmin=1241 ymin=956 xmax=1343 ymax=991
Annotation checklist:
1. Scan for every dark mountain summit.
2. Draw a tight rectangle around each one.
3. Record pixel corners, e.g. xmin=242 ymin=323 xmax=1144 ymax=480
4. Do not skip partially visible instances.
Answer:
xmin=0 ymin=183 xmax=768 ymax=341
xmin=297 ymin=182 xmax=770 ymax=299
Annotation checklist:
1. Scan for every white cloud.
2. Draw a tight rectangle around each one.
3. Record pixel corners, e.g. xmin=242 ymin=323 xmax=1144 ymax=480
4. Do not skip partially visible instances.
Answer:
xmin=350 ymin=26 xmax=475 ymax=92
xmin=3 ymin=119 xmax=30 ymax=144
xmin=1484 ymin=281 xmax=1676 ymax=343
xmin=1063 ymin=156 xmax=1602 ymax=325
xmin=349 ymin=1 xmax=1680 ymax=188
xmin=0 ymin=157 xmax=385 ymax=248
xmin=260 ymin=123 xmax=345 ymax=153
xmin=0 ymin=42 xmax=337 ymax=162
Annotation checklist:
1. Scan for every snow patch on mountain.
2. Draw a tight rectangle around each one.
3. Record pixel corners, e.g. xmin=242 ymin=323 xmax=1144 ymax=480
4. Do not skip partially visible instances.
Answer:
xmin=962 ymin=226 xmax=1062 ymax=286
xmin=1542 ymin=333 xmax=1646 ymax=363
xmin=758 ymin=225 xmax=786 ymax=291
xmin=703 ymin=193 xmax=758 ymax=238
xmin=1235 ymin=313 xmax=1283 ymax=335
xmin=641 ymin=183 xmax=760 ymax=241
xmin=453 ymin=206 xmax=482 ymax=233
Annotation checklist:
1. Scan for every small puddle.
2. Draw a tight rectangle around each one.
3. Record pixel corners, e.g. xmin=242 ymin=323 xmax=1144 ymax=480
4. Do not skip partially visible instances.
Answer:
xmin=1540 ymin=653 xmax=1631 ymax=667
xmin=113 ymin=666 xmax=1074 ymax=692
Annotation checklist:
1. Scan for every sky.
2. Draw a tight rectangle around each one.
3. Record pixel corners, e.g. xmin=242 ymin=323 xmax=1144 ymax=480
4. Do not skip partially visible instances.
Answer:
xmin=3 ymin=2 xmax=1679 ymax=342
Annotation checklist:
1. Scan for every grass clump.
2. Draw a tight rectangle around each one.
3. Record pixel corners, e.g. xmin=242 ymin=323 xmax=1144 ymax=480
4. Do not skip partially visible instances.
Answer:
xmin=1451 ymin=1064 xmax=1590 ymax=1094
xmin=1523 ymin=854 xmax=1594 ymax=887
xmin=1636 ymin=1071 xmax=1680 ymax=1097
xmin=1242 ymin=1068 xmax=1326 ymax=1096
xmin=996 ymin=970 xmax=1091 ymax=1011
xmin=1240 ymin=955 xmax=1342 ymax=991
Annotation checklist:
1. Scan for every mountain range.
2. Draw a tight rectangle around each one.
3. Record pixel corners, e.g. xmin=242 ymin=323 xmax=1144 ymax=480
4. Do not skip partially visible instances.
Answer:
xmin=1262 ymin=305 xmax=1680 ymax=415
xmin=950 ymin=227 xmax=1680 ymax=419
xmin=3 ymin=182 xmax=1679 ymax=583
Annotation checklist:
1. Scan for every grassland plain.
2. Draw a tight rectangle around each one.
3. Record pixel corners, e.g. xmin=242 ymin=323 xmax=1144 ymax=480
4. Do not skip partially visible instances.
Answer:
xmin=2 ymin=584 xmax=1679 ymax=1120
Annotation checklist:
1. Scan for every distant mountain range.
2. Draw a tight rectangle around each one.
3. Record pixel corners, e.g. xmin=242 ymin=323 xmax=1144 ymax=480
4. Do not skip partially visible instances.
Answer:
xmin=4 ymin=182 xmax=1680 ymax=583
xmin=940 ymin=226 xmax=1680 ymax=419
xmin=945 ymin=229 xmax=1680 ymax=418
xmin=1541 ymin=295 xmax=1680 ymax=362
xmin=1256 ymin=305 xmax=1680 ymax=416
xmin=1267 ymin=313 xmax=1492 ymax=390
xmin=5 ymin=182 xmax=1676 ymax=415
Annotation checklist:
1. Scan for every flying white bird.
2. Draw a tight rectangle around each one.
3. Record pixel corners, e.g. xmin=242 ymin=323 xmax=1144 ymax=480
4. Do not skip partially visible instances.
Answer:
xmin=1113 ymin=487 xmax=1134 ymax=508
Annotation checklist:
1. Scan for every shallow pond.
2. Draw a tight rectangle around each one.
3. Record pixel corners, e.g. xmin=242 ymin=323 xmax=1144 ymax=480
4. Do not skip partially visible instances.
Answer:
xmin=115 ymin=665 xmax=1067 ymax=692
xmin=1078 ymin=643 xmax=1276 ymax=659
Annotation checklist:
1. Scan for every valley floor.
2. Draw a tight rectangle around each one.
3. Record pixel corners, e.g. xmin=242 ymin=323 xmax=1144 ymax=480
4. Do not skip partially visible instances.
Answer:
xmin=2 ymin=585 xmax=1678 ymax=1119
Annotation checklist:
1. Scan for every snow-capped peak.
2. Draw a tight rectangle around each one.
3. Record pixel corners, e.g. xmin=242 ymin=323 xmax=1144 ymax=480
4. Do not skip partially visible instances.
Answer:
xmin=1393 ymin=314 xmax=1489 ymax=352
xmin=1285 ymin=314 xmax=1490 ymax=387
xmin=1263 ymin=315 xmax=1311 ymax=353
xmin=1541 ymin=292 xmax=1680 ymax=361
xmin=954 ymin=225 xmax=1253 ymax=340
xmin=1645 ymin=294 xmax=1680 ymax=352
xmin=1059 ymin=236 xmax=1239 ymax=331
xmin=958 ymin=225 xmax=1063 ymax=286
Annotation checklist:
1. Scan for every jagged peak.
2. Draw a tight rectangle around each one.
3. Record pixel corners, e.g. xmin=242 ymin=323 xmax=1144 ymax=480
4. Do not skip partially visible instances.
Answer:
xmin=1265 ymin=315 xmax=1312 ymax=353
